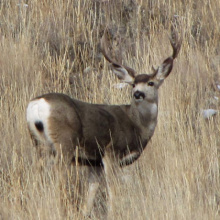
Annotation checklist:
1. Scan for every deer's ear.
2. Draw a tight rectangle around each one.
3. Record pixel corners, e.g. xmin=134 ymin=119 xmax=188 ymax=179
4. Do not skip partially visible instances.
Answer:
xmin=155 ymin=57 xmax=173 ymax=83
xmin=111 ymin=63 xmax=134 ymax=84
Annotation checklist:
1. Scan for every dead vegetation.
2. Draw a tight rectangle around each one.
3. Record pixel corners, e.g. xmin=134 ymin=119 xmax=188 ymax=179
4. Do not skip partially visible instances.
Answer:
xmin=0 ymin=0 xmax=219 ymax=219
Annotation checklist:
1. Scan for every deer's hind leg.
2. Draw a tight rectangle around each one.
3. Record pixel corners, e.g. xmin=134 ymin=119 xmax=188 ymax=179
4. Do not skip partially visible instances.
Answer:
xmin=48 ymin=115 xmax=80 ymax=167
xmin=27 ymin=125 xmax=55 ymax=170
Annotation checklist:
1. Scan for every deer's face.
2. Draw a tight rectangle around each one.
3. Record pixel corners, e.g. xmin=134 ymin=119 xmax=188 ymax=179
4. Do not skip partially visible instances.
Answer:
xmin=109 ymin=60 xmax=173 ymax=104
xmin=132 ymin=74 xmax=159 ymax=103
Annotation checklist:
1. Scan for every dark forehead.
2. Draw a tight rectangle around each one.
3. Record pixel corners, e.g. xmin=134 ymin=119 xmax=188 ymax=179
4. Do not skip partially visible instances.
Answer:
xmin=134 ymin=74 xmax=151 ymax=84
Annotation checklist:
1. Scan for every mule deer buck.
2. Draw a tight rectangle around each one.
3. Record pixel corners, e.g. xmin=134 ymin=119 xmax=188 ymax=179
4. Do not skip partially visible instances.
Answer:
xmin=26 ymin=29 xmax=181 ymax=215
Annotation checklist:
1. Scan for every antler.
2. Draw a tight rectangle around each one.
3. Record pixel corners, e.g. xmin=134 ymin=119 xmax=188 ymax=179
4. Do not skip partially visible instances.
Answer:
xmin=169 ymin=24 xmax=182 ymax=60
xmin=101 ymin=30 xmax=136 ymax=78
xmin=150 ymin=26 xmax=182 ymax=80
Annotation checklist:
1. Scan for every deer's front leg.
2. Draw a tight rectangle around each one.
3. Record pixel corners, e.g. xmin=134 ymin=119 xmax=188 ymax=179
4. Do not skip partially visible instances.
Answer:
xmin=83 ymin=166 xmax=102 ymax=216
xmin=102 ymin=143 xmax=121 ymax=219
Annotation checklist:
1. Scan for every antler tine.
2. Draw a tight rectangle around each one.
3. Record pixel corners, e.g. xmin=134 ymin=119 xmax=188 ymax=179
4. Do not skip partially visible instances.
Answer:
xmin=150 ymin=26 xmax=182 ymax=78
xmin=151 ymin=65 xmax=156 ymax=72
xmin=169 ymin=24 xmax=182 ymax=59
xmin=101 ymin=29 xmax=136 ymax=77
xmin=100 ymin=30 xmax=117 ymax=65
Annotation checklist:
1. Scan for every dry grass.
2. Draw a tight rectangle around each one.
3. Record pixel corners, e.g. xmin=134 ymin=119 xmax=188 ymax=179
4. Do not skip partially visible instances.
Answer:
xmin=0 ymin=0 xmax=219 ymax=219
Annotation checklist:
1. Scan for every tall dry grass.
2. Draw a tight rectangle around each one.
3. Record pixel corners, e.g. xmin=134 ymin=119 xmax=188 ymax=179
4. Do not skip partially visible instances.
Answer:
xmin=0 ymin=0 xmax=219 ymax=219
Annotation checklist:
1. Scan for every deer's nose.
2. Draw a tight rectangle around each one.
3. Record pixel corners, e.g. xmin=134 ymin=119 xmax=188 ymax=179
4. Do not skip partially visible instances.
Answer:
xmin=134 ymin=91 xmax=145 ymax=100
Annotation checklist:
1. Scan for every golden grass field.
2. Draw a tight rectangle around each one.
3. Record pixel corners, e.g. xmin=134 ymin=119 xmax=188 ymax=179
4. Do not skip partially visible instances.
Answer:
xmin=0 ymin=0 xmax=219 ymax=219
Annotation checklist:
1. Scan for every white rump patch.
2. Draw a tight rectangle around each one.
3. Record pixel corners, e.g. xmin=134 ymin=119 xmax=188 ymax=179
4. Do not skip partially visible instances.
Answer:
xmin=26 ymin=98 xmax=52 ymax=143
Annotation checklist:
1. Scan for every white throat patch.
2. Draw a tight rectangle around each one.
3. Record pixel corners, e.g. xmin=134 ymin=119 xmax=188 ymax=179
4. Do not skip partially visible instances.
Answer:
xmin=137 ymin=102 xmax=158 ymax=118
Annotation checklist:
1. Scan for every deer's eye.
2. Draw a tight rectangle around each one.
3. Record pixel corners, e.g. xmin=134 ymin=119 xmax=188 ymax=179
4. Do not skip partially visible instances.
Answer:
xmin=148 ymin=81 xmax=154 ymax=86
xmin=132 ymin=84 xmax=135 ymax=88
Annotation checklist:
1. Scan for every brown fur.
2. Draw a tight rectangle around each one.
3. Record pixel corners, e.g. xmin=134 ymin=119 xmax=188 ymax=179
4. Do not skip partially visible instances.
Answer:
xmin=34 ymin=93 xmax=143 ymax=166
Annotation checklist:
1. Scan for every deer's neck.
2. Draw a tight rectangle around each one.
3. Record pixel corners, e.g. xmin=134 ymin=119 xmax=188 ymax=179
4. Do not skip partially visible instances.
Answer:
xmin=124 ymin=100 xmax=158 ymax=140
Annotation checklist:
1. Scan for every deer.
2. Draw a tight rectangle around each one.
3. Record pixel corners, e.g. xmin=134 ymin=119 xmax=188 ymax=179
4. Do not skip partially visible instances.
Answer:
xmin=26 ymin=29 xmax=181 ymax=216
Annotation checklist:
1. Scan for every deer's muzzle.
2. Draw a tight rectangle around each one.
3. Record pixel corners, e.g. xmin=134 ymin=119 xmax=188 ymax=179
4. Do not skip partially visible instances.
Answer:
xmin=134 ymin=91 xmax=145 ymax=100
